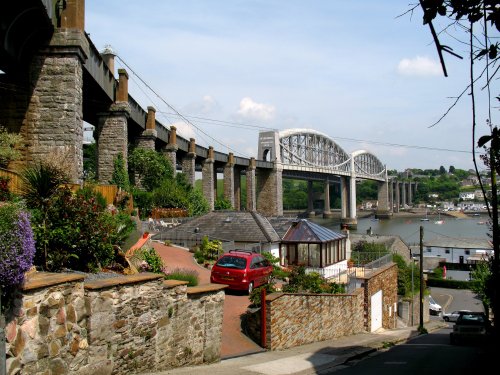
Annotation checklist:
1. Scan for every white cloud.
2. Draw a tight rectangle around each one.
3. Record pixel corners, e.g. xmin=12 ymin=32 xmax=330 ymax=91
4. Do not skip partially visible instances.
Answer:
xmin=237 ymin=97 xmax=275 ymax=121
xmin=172 ymin=121 xmax=196 ymax=140
xmin=397 ymin=56 xmax=442 ymax=76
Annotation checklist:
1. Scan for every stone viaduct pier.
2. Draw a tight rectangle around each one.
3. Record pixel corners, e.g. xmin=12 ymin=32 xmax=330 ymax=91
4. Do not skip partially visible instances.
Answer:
xmin=0 ymin=0 xmax=415 ymax=228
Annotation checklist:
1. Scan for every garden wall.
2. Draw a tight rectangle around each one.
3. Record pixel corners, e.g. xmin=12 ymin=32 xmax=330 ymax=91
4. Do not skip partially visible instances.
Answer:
xmin=244 ymin=263 xmax=398 ymax=350
xmin=4 ymin=272 xmax=226 ymax=375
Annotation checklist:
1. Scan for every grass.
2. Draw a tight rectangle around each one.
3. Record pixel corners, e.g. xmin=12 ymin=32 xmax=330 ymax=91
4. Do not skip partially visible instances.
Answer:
xmin=164 ymin=268 xmax=199 ymax=286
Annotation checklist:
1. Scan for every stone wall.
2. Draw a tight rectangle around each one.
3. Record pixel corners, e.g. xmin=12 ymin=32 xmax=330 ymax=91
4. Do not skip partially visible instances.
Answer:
xmin=243 ymin=263 xmax=398 ymax=351
xmin=264 ymin=289 xmax=365 ymax=350
xmin=4 ymin=273 xmax=225 ymax=375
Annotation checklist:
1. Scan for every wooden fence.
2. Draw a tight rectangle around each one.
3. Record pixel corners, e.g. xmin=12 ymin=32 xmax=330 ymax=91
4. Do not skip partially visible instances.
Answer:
xmin=0 ymin=168 xmax=22 ymax=194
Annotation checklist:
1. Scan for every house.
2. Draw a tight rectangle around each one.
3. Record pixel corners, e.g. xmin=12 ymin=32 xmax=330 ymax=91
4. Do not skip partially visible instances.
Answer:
xmin=459 ymin=192 xmax=475 ymax=200
xmin=156 ymin=210 xmax=282 ymax=256
xmin=279 ymin=219 xmax=350 ymax=279
xmin=423 ymin=238 xmax=492 ymax=264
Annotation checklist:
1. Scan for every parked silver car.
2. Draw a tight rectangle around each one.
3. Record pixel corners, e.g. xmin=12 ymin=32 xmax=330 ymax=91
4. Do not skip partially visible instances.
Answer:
xmin=442 ymin=309 xmax=471 ymax=322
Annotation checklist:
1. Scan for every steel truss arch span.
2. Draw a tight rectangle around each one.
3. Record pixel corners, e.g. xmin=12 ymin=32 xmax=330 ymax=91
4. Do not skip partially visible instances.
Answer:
xmin=277 ymin=129 xmax=386 ymax=181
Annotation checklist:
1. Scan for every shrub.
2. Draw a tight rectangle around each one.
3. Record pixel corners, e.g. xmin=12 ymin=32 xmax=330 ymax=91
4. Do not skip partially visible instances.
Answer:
xmin=137 ymin=247 xmax=164 ymax=274
xmin=0 ymin=126 xmax=22 ymax=168
xmin=128 ymin=148 xmax=174 ymax=191
xmin=262 ymin=251 xmax=291 ymax=280
xmin=164 ymin=268 xmax=199 ymax=286
xmin=214 ymin=197 xmax=232 ymax=210
xmin=249 ymin=283 xmax=276 ymax=307
xmin=30 ymin=187 xmax=128 ymax=272
xmin=282 ymin=266 xmax=344 ymax=294
xmin=131 ymin=188 xmax=154 ymax=219
xmin=198 ymin=236 xmax=223 ymax=261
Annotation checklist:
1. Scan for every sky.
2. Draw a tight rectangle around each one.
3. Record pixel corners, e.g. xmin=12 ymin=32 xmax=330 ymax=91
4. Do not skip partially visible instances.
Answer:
xmin=85 ymin=1 xmax=498 ymax=172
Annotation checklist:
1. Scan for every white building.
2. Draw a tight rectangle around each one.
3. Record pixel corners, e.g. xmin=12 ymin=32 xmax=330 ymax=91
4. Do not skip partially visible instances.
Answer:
xmin=459 ymin=192 xmax=475 ymax=200
xmin=423 ymin=238 xmax=492 ymax=264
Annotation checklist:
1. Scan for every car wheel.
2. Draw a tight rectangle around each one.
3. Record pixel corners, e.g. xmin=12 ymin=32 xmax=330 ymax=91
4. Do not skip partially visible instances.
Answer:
xmin=247 ymin=282 xmax=254 ymax=295
xmin=444 ymin=316 xmax=449 ymax=322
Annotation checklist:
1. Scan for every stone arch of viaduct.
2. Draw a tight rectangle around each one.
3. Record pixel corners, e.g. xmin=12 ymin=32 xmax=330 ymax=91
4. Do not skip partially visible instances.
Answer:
xmin=0 ymin=0 xmax=414 ymax=226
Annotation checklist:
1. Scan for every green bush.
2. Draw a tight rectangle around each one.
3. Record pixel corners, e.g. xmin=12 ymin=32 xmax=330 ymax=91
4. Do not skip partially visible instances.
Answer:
xmin=164 ymin=267 xmax=199 ymax=286
xmin=262 ymin=251 xmax=291 ymax=280
xmin=426 ymin=276 xmax=472 ymax=289
xmin=110 ymin=153 xmax=130 ymax=191
xmin=138 ymin=247 xmax=164 ymax=274
xmin=282 ymin=266 xmax=344 ymax=294
xmin=30 ymin=187 xmax=131 ymax=272
xmin=198 ymin=236 xmax=223 ymax=262
xmin=249 ymin=283 xmax=276 ymax=307
xmin=131 ymin=188 xmax=154 ymax=219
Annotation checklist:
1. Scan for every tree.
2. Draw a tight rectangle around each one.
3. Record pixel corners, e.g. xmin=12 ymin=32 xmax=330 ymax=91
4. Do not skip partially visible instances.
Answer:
xmin=449 ymin=165 xmax=456 ymax=174
xmin=416 ymin=0 xmax=499 ymax=335
xmin=439 ymin=165 xmax=446 ymax=175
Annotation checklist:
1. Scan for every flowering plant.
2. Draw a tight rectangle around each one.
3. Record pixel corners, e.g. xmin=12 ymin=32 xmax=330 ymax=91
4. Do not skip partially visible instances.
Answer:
xmin=0 ymin=203 xmax=36 ymax=290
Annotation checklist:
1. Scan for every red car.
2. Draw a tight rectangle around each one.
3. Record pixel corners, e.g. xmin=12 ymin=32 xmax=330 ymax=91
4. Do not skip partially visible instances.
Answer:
xmin=210 ymin=250 xmax=273 ymax=294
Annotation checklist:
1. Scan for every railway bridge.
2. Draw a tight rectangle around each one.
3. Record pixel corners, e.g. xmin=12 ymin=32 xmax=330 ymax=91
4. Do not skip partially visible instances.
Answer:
xmin=0 ymin=0 xmax=415 ymax=227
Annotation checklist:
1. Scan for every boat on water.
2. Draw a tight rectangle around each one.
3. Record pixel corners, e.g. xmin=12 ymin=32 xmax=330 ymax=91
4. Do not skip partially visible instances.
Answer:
xmin=434 ymin=213 xmax=444 ymax=224
xmin=477 ymin=221 xmax=486 ymax=225
xmin=420 ymin=218 xmax=430 ymax=221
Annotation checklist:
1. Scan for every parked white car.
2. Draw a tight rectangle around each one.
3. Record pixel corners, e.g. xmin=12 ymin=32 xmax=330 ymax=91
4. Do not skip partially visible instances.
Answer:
xmin=429 ymin=295 xmax=442 ymax=315
xmin=442 ymin=310 xmax=471 ymax=322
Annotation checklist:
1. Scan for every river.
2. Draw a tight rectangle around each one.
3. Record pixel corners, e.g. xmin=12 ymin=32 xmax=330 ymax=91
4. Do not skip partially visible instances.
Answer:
xmin=309 ymin=213 xmax=491 ymax=247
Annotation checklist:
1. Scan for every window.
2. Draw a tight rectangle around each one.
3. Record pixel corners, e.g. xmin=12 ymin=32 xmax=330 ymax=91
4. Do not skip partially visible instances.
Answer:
xmin=445 ymin=249 xmax=450 ymax=254
xmin=465 ymin=250 xmax=470 ymax=255
xmin=427 ymin=247 xmax=432 ymax=253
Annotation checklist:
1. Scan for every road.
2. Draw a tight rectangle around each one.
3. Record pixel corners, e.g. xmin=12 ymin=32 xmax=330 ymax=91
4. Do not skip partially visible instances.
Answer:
xmin=322 ymin=287 xmax=492 ymax=374
xmin=322 ymin=326 xmax=493 ymax=374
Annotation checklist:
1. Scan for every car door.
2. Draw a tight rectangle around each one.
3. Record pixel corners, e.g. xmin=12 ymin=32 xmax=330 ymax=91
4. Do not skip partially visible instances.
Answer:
xmin=249 ymin=256 xmax=261 ymax=286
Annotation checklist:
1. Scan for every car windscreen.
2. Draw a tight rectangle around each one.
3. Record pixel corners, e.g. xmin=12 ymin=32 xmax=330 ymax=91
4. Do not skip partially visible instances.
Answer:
xmin=216 ymin=256 xmax=247 ymax=270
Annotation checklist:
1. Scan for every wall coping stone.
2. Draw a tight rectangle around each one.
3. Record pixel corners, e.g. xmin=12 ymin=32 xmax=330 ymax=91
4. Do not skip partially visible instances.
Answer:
xmin=265 ymin=291 xmax=361 ymax=303
xmin=84 ymin=272 xmax=163 ymax=290
xmin=22 ymin=272 xmax=85 ymax=291
xmin=163 ymin=280 xmax=189 ymax=288
xmin=187 ymin=283 xmax=227 ymax=295
xmin=357 ymin=262 xmax=397 ymax=280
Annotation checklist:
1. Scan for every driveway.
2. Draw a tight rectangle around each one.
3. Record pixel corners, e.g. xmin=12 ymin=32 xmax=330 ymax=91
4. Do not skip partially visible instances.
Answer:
xmin=152 ymin=242 xmax=264 ymax=359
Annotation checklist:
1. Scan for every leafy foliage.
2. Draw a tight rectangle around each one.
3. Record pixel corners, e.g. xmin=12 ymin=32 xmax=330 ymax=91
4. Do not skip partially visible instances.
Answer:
xmin=194 ymin=236 xmax=223 ymax=264
xmin=137 ymin=247 xmax=165 ymax=274
xmin=470 ymin=260 xmax=493 ymax=310
xmin=20 ymin=162 xmax=70 ymax=210
xmin=110 ymin=153 xmax=130 ymax=191
xmin=215 ymin=197 xmax=233 ymax=210
xmin=282 ymin=266 xmax=345 ymax=294
xmin=249 ymin=283 xmax=276 ymax=307
xmin=128 ymin=148 xmax=174 ymax=191
xmin=392 ymin=254 xmax=421 ymax=298
xmin=0 ymin=126 xmax=22 ymax=168
xmin=29 ymin=187 xmax=133 ymax=272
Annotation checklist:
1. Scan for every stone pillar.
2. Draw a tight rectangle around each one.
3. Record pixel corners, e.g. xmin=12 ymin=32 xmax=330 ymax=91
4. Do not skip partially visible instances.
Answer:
xmin=323 ymin=181 xmax=333 ymax=218
xmin=136 ymin=106 xmax=157 ymax=150
xmin=163 ymin=125 xmax=178 ymax=173
xmin=307 ymin=180 xmax=315 ymax=217
xmin=340 ymin=176 xmax=348 ymax=220
xmin=402 ymin=182 xmax=407 ymax=208
xmin=182 ymin=138 xmax=196 ymax=187
xmin=246 ymin=157 xmax=257 ymax=211
xmin=389 ymin=180 xmax=394 ymax=213
xmin=256 ymin=163 xmax=283 ymax=217
xmin=95 ymin=102 xmax=130 ymax=184
xmin=101 ymin=45 xmax=115 ymax=78
xmin=376 ymin=172 xmax=392 ymax=219
xmin=223 ymin=153 xmax=235 ymax=208
xmin=234 ymin=167 xmax=241 ymax=211
xmin=24 ymin=26 xmax=89 ymax=182
xmin=408 ymin=181 xmax=413 ymax=206
xmin=349 ymin=175 xmax=357 ymax=219
xmin=395 ymin=181 xmax=400 ymax=213
xmin=202 ymin=146 xmax=215 ymax=211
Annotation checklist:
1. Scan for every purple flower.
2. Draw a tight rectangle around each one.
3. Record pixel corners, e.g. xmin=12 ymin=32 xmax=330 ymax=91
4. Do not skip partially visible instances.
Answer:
xmin=0 ymin=208 xmax=36 ymax=288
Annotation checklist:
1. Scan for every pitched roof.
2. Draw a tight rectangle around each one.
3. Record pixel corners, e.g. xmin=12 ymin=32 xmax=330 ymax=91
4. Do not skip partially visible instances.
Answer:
xmin=282 ymin=219 xmax=346 ymax=243
xmin=166 ymin=211 xmax=281 ymax=243
xmin=423 ymin=237 xmax=492 ymax=250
